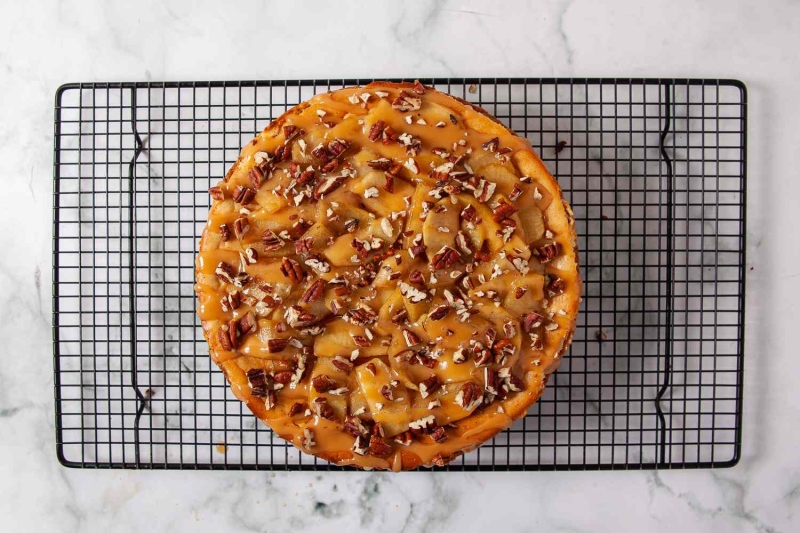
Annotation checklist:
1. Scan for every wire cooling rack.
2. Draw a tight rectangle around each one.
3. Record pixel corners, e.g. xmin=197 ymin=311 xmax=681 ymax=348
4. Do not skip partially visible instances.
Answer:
xmin=53 ymin=78 xmax=747 ymax=470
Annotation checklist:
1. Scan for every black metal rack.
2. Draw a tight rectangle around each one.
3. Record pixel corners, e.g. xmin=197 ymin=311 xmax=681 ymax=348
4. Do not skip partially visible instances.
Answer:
xmin=52 ymin=78 xmax=747 ymax=470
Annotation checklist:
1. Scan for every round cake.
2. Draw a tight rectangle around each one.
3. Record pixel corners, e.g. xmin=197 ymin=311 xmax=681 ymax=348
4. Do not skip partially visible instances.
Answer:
xmin=195 ymin=81 xmax=581 ymax=470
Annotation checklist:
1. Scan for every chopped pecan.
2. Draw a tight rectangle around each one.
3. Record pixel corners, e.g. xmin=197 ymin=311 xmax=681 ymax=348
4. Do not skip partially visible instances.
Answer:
xmin=321 ymin=159 xmax=339 ymax=174
xmin=430 ymin=426 xmax=447 ymax=443
xmin=208 ymin=186 xmax=224 ymax=201
xmin=238 ymin=311 xmax=258 ymax=335
xmin=485 ymin=328 xmax=497 ymax=348
xmin=280 ymin=257 xmax=304 ymax=283
xmin=365 ymin=362 xmax=377 ymax=376
xmin=482 ymin=137 xmax=499 ymax=152
xmin=343 ymin=415 xmax=369 ymax=437
xmin=300 ymin=279 xmax=325 ymax=304
xmin=215 ymin=262 xmax=235 ymax=284
xmin=262 ymin=230 xmax=284 ymax=251
xmin=391 ymin=91 xmax=422 ymax=112
xmin=474 ymin=240 xmax=491 ymax=263
xmin=533 ymin=242 xmax=561 ymax=263
xmin=368 ymin=120 xmax=385 ymax=142
xmin=394 ymin=430 xmax=414 ymax=446
xmin=380 ymin=384 xmax=394 ymax=401
xmin=297 ymin=169 xmax=316 ymax=185
xmin=314 ymin=397 xmax=337 ymax=421
xmin=455 ymin=382 xmax=481 ymax=410
xmin=418 ymin=375 xmax=441 ymax=398
xmin=327 ymin=139 xmax=349 ymax=158
xmin=492 ymin=338 xmax=515 ymax=362
xmin=345 ymin=306 xmax=378 ymax=326
xmin=522 ymin=312 xmax=546 ymax=333
xmin=226 ymin=319 xmax=241 ymax=349
xmin=427 ymin=304 xmax=451 ymax=321
xmin=245 ymin=247 xmax=258 ymax=264
xmin=455 ymin=232 xmax=472 ymax=255
xmin=311 ymin=374 xmax=336 ymax=393
xmin=274 ymin=143 xmax=291 ymax=163
xmin=402 ymin=329 xmax=421 ymax=347
xmin=390 ymin=308 xmax=408 ymax=324
xmin=383 ymin=174 xmax=394 ymax=193
xmin=547 ymin=275 xmax=566 ymax=295
xmin=232 ymin=185 xmax=256 ymax=205
xmin=313 ymin=175 xmax=346 ymax=199
xmin=218 ymin=223 xmax=231 ymax=242
xmin=351 ymin=335 xmax=371 ymax=348
xmin=331 ymin=356 xmax=354 ymax=373
xmin=461 ymin=204 xmax=478 ymax=223
xmin=492 ymin=200 xmax=518 ymax=222
xmin=288 ymin=401 xmax=306 ymax=417
xmin=352 ymin=435 xmax=370 ymax=455
xmin=367 ymin=158 xmax=392 ymax=171
xmin=382 ymin=125 xmax=399 ymax=144
xmin=249 ymin=166 xmax=266 ymax=189
xmin=473 ymin=347 xmax=493 ymax=367
xmin=218 ymin=324 xmax=233 ymax=351
xmin=412 ymin=80 xmax=426 ymax=95
xmin=368 ymin=437 xmax=393 ymax=458
xmin=507 ymin=374 xmax=524 ymax=392
xmin=509 ymin=183 xmax=523 ymax=202
xmin=233 ymin=216 xmax=250 ymax=240
xmin=408 ymin=269 xmax=425 ymax=286
xmin=221 ymin=291 xmax=241 ymax=312
xmin=273 ymin=371 xmax=293 ymax=385
xmin=267 ymin=338 xmax=290 ymax=353
xmin=430 ymin=246 xmax=461 ymax=271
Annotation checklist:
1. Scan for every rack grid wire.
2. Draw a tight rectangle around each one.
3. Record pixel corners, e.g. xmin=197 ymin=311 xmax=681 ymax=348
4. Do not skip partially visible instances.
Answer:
xmin=53 ymin=78 xmax=746 ymax=471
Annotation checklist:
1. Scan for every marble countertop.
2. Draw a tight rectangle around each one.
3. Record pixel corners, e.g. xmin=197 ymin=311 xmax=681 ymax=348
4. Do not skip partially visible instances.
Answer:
xmin=1 ymin=0 xmax=798 ymax=531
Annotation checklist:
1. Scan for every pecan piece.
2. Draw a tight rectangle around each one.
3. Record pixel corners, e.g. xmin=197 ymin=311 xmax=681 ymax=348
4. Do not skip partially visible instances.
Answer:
xmin=455 ymin=382 xmax=482 ymax=410
xmin=390 ymin=308 xmax=408 ymax=324
xmin=402 ymin=329 xmax=421 ymax=347
xmin=366 ymin=157 xmax=392 ymax=171
xmin=238 ymin=311 xmax=258 ymax=335
xmin=418 ymin=375 xmax=441 ymax=399
xmin=408 ymin=269 xmax=425 ymax=286
xmin=533 ymin=242 xmax=561 ymax=263
xmin=368 ymin=120 xmax=385 ymax=142
xmin=507 ymin=374 xmax=524 ymax=392
xmin=427 ymin=304 xmax=451 ymax=321
xmin=215 ymin=262 xmax=235 ymax=284
xmin=492 ymin=200 xmax=518 ymax=222
xmin=288 ymin=401 xmax=306 ymax=417
xmin=343 ymin=415 xmax=370 ymax=437
xmin=249 ymin=166 xmax=266 ymax=189
xmin=218 ymin=223 xmax=231 ymax=242
xmin=345 ymin=306 xmax=378 ymax=326
xmin=221 ymin=291 xmax=241 ymax=312
xmin=352 ymin=435 xmax=370 ymax=456
xmin=208 ymin=186 xmax=224 ymax=201
xmin=313 ymin=175 xmax=346 ymax=199
xmin=430 ymin=426 xmax=447 ymax=443
xmin=473 ymin=347 xmax=493 ymax=367
xmin=383 ymin=173 xmax=394 ymax=193
xmin=261 ymin=230 xmax=284 ymax=251
xmin=391 ymin=91 xmax=422 ymax=112
xmin=218 ymin=324 xmax=233 ymax=351
xmin=394 ymin=431 xmax=414 ymax=447
xmin=267 ymin=338 xmax=290 ymax=353
xmin=233 ymin=216 xmax=250 ymax=240
xmin=547 ymin=275 xmax=566 ymax=295
xmin=314 ymin=397 xmax=337 ymax=421
xmin=368 ymin=437 xmax=394 ymax=458
xmin=380 ymin=384 xmax=394 ymax=401
xmin=273 ymin=371 xmax=293 ymax=385
xmin=300 ymin=279 xmax=325 ymax=304
xmin=331 ymin=356 xmax=354 ymax=373
xmin=226 ymin=319 xmax=241 ymax=349
xmin=482 ymin=137 xmax=499 ymax=152
xmin=522 ymin=311 xmax=546 ymax=333
xmin=412 ymin=79 xmax=426 ymax=95
xmin=430 ymin=246 xmax=461 ymax=271
xmin=232 ymin=185 xmax=256 ymax=205
xmin=280 ymin=257 xmax=304 ymax=283
xmin=245 ymin=247 xmax=258 ymax=264
xmin=311 ymin=374 xmax=336 ymax=393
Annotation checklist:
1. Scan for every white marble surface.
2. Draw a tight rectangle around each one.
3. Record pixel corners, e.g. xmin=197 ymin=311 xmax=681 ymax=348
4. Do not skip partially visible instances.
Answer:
xmin=0 ymin=0 xmax=797 ymax=531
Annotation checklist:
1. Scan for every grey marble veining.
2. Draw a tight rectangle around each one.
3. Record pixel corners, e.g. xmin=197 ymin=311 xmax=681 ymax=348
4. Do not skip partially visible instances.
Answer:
xmin=0 ymin=0 xmax=796 ymax=531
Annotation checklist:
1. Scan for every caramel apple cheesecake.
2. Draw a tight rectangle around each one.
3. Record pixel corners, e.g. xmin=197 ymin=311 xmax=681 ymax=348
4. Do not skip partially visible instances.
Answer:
xmin=195 ymin=81 xmax=581 ymax=470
